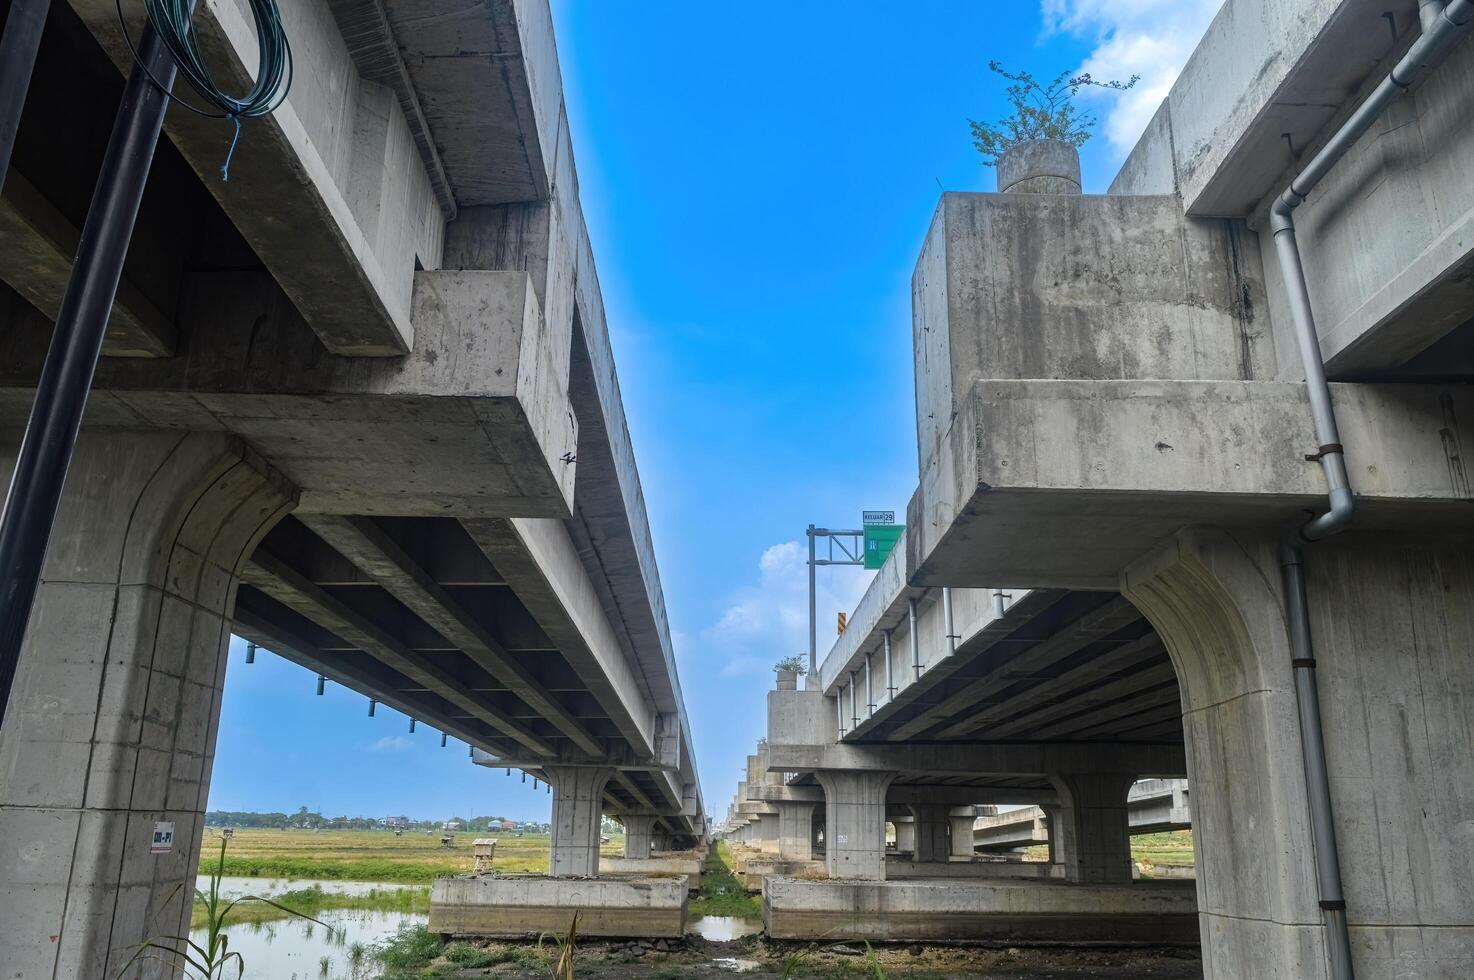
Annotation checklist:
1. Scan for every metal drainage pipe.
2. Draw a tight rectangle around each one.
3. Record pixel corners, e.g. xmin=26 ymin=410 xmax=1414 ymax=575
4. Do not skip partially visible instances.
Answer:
xmin=1268 ymin=3 xmax=1473 ymax=976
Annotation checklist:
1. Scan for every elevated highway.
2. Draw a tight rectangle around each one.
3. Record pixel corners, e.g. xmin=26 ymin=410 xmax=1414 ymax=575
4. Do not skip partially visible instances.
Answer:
xmin=0 ymin=0 xmax=701 ymax=973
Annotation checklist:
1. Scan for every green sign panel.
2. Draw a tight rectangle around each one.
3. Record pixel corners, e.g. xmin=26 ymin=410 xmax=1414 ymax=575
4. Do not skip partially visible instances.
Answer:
xmin=862 ymin=522 xmax=904 ymax=570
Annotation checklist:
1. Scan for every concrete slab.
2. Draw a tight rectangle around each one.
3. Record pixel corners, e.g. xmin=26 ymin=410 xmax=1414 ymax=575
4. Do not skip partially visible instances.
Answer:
xmin=429 ymin=875 xmax=686 ymax=939
xmin=600 ymin=856 xmax=702 ymax=892
xmin=763 ymin=877 xmax=1199 ymax=944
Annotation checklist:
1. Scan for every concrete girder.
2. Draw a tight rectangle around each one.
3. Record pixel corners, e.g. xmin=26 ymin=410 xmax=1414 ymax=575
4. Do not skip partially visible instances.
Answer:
xmin=299 ymin=514 xmax=602 ymax=756
xmin=231 ymin=608 xmax=518 ymax=756
xmin=464 ymin=517 xmax=658 ymax=758
xmin=974 ymin=659 xmax=1180 ymax=741
xmin=886 ymin=595 xmax=1142 ymax=741
xmin=64 ymin=0 xmax=445 ymax=355
xmin=937 ymin=630 xmax=1168 ymax=739
xmin=0 ymin=171 xmax=175 ymax=356
xmin=241 ymin=551 xmax=554 ymax=756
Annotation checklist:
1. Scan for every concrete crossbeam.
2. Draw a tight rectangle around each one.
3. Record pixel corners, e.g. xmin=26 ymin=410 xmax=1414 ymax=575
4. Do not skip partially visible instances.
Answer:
xmin=909 ymin=379 xmax=1474 ymax=589
xmin=765 ymin=740 xmax=1186 ymax=779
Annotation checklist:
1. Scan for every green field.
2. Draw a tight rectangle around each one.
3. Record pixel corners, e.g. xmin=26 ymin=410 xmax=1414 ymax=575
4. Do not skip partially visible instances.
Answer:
xmin=198 ymin=828 xmax=625 ymax=882
xmin=1024 ymin=829 xmax=1196 ymax=871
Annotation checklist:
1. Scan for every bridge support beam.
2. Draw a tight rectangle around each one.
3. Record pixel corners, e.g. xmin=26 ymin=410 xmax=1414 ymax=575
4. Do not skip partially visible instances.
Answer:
xmin=909 ymin=804 xmax=952 ymax=864
xmin=775 ymin=801 xmax=816 ymax=861
xmin=545 ymin=766 xmax=613 ymax=877
xmin=1125 ymin=529 xmax=1474 ymax=980
xmin=893 ymin=815 xmax=915 ymax=853
xmin=0 ymin=432 xmax=293 ymax=978
xmin=949 ymin=807 xmax=978 ymax=859
xmin=621 ymin=814 xmax=655 ymax=859
xmin=1046 ymin=773 xmax=1135 ymax=884
xmin=815 ymin=770 xmax=896 ymax=880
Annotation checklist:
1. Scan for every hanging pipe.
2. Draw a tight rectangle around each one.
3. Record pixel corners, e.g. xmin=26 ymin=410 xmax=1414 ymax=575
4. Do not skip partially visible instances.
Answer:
xmin=315 ymin=674 xmax=325 ymax=696
xmin=836 ymin=688 xmax=845 ymax=740
xmin=1267 ymin=4 xmax=1474 ymax=976
xmin=883 ymin=629 xmax=895 ymax=701
xmin=245 ymin=641 xmax=256 ymax=664
xmin=849 ymin=671 xmax=859 ymax=730
xmin=0 ymin=0 xmax=52 ymax=192
xmin=367 ymin=699 xmax=376 ymax=717
xmin=942 ymin=588 xmax=959 ymax=659
xmin=908 ymin=595 xmax=921 ymax=679
xmin=864 ymin=652 xmax=874 ymax=715
xmin=992 ymin=589 xmax=1008 ymax=619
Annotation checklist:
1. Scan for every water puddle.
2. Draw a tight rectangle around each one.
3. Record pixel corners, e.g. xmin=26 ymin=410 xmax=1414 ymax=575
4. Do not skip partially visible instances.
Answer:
xmin=711 ymin=957 xmax=762 ymax=973
xmin=688 ymin=915 xmax=763 ymax=941
xmin=189 ymin=908 xmax=420 ymax=979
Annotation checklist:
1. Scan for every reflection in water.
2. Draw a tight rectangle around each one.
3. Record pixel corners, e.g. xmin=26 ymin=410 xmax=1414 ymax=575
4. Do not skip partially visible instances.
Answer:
xmin=688 ymin=916 xmax=763 ymax=941
xmin=190 ymin=909 xmax=421 ymax=979
xmin=198 ymin=876 xmax=413 ymax=900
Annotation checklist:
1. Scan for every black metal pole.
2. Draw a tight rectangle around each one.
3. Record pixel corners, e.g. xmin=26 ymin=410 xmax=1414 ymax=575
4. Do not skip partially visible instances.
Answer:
xmin=0 ymin=0 xmax=52 ymax=191
xmin=0 ymin=23 xmax=178 ymax=729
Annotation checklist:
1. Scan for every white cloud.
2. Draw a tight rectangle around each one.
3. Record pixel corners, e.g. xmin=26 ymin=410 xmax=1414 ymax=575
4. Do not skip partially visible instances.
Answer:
xmin=1043 ymin=0 xmax=1221 ymax=157
xmin=700 ymin=540 xmax=872 ymax=679
xmin=370 ymin=735 xmax=413 ymax=752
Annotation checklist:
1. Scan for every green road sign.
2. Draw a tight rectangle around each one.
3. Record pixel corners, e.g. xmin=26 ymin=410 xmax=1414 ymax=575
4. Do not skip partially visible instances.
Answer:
xmin=863 ymin=523 xmax=904 ymax=570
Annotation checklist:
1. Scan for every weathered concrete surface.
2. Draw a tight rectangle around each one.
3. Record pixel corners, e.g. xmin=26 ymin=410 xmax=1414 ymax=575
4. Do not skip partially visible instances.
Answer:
xmin=1125 ymin=529 xmax=1474 ymax=980
xmin=600 ymin=855 xmax=702 ymax=892
xmin=0 ymin=433 xmax=294 ymax=980
xmin=429 ymin=875 xmax=686 ymax=938
xmin=1110 ymin=0 xmax=1474 ymax=376
xmin=911 ymin=191 xmax=1270 ymax=475
xmin=996 ymin=140 xmax=1082 ymax=195
xmin=546 ymin=766 xmax=613 ymax=877
xmin=884 ymin=860 xmax=1064 ymax=881
xmin=909 ymin=379 xmax=1474 ymax=588
xmin=763 ymin=877 xmax=1198 ymax=943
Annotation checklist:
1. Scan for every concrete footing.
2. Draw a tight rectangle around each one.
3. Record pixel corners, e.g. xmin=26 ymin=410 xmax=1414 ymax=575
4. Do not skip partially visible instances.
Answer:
xmin=763 ymin=877 xmax=1198 ymax=943
xmin=429 ymin=875 xmax=687 ymax=939
xmin=600 ymin=853 xmax=703 ymax=892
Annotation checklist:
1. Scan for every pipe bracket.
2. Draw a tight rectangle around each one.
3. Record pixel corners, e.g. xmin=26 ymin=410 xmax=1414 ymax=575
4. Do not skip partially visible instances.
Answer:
xmin=1304 ymin=443 xmax=1344 ymax=462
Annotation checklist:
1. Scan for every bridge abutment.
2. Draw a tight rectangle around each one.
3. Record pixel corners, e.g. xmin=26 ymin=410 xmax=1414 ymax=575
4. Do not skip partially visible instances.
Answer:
xmin=1125 ymin=528 xmax=1474 ymax=980
xmin=0 ymin=431 xmax=293 ymax=978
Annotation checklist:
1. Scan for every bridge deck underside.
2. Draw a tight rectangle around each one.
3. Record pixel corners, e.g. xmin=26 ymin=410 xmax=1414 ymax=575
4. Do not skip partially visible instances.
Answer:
xmin=847 ymin=591 xmax=1182 ymax=752
xmin=234 ymin=513 xmax=673 ymax=819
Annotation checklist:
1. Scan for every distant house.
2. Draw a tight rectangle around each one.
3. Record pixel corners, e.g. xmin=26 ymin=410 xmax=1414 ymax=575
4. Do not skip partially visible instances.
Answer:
xmin=443 ymin=820 xmax=462 ymax=831
xmin=486 ymin=820 xmax=505 ymax=831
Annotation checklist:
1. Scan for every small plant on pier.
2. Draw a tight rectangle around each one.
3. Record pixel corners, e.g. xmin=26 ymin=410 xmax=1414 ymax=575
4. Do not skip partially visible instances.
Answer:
xmin=774 ymin=655 xmax=808 ymax=675
xmin=968 ymin=61 xmax=1138 ymax=165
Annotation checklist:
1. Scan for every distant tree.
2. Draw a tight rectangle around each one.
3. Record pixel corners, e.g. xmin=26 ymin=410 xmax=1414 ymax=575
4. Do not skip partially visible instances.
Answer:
xmin=968 ymin=61 xmax=1138 ymax=166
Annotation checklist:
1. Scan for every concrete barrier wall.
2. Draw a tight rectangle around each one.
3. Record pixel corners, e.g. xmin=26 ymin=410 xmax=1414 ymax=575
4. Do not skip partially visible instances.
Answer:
xmin=763 ymin=877 xmax=1198 ymax=943
xmin=429 ymin=875 xmax=687 ymax=939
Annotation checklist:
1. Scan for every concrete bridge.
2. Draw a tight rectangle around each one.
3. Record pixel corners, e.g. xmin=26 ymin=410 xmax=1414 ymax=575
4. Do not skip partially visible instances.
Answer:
xmin=730 ymin=0 xmax=1474 ymax=972
xmin=0 ymin=0 xmax=702 ymax=973
xmin=971 ymin=780 xmax=1192 ymax=852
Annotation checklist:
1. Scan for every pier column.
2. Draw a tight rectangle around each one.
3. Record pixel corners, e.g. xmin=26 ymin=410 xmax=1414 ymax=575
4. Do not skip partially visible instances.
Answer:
xmin=544 ymin=766 xmax=613 ymax=877
xmin=909 ymin=804 xmax=952 ymax=863
xmin=949 ymin=806 xmax=978 ymax=859
xmin=775 ymin=801 xmax=816 ymax=860
xmin=1047 ymin=773 xmax=1135 ymax=883
xmin=621 ymin=814 xmax=656 ymax=858
xmin=1124 ymin=528 xmax=1474 ymax=978
xmin=893 ymin=815 xmax=915 ymax=853
xmin=815 ymin=770 xmax=896 ymax=880
xmin=0 ymin=432 xmax=294 ymax=979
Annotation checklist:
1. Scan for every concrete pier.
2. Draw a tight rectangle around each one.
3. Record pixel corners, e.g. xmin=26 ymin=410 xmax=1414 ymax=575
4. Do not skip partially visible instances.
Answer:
xmin=429 ymin=875 xmax=687 ymax=939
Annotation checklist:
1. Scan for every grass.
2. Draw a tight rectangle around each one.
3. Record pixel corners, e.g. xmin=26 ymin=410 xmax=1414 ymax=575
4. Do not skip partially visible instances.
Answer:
xmin=688 ymin=841 xmax=762 ymax=920
xmin=196 ymin=828 xmax=625 ymax=883
xmin=190 ymin=883 xmax=430 ymax=930
xmin=1023 ymin=829 xmax=1195 ymax=869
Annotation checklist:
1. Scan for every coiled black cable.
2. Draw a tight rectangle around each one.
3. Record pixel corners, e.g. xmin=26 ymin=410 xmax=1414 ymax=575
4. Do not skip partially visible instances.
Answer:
xmin=117 ymin=0 xmax=293 ymax=176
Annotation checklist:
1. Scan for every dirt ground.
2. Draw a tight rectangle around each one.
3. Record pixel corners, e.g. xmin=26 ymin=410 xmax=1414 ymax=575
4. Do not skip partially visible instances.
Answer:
xmin=426 ymin=936 xmax=1203 ymax=979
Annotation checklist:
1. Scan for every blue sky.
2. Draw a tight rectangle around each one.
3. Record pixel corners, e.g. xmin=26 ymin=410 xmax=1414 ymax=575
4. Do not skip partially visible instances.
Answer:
xmin=208 ymin=0 xmax=1221 ymax=821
